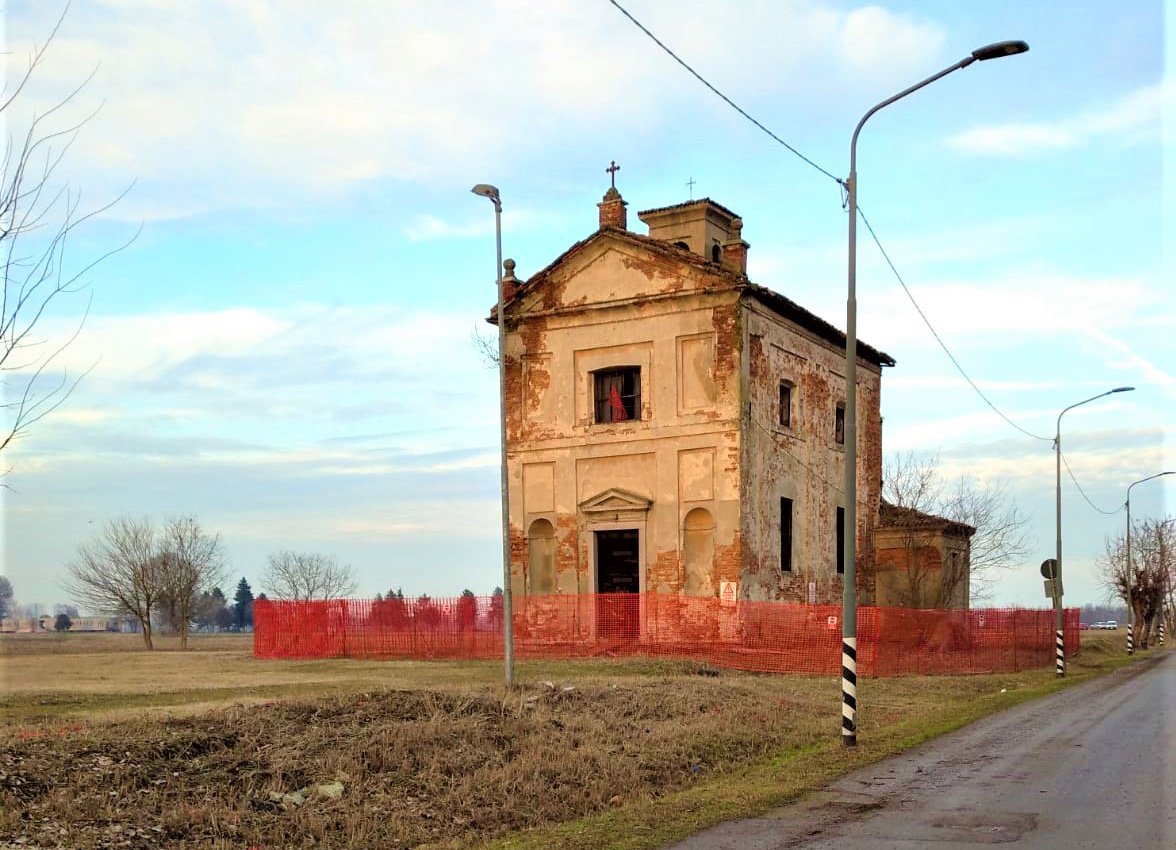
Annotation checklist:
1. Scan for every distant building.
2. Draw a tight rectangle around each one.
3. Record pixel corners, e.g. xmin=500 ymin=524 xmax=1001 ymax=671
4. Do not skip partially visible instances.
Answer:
xmin=489 ymin=181 xmax=893 ymax=607
xmin=0 ymin=615 xmax=124 ymax=633
xmin=874 ymin=502 xmax=975 ymax=609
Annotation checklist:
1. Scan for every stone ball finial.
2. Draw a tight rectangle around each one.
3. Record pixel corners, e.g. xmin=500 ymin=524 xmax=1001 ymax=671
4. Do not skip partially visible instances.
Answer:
xmin=729 ymin=217 xmax=743 ymax=236
xmin=503 ymin=258 xmax=517 ymax=280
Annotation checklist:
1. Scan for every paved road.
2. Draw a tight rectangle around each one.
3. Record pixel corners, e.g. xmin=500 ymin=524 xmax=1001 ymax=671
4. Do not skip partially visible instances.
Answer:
xmin=667 ymin=651 xmax=1175 ymax=849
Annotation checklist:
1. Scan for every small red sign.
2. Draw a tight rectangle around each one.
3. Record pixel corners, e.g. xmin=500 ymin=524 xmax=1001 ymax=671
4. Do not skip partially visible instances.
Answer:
xmin=826 ymin=615 xmax=838 ymax=630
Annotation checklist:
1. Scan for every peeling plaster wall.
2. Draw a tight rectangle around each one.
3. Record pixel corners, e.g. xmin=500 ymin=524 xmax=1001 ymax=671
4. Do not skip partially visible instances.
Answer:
xmin=505 ymin=237 xmax=743 ymax=599
xmin=875 ymin=527 xmax=972 ymax=609
xmin=739 ymin=298 xmax=884 ymax=604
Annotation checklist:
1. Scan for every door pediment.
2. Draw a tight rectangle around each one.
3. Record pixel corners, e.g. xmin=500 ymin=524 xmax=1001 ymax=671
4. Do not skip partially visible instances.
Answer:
xmin=579 ymin=487 xmax=652 ymax=515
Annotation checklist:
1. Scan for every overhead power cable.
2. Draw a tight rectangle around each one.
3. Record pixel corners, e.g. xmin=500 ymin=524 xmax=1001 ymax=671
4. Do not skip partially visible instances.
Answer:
xmin=856 ymin=209 xmax=1054 ymax=443
xmin=608 ymin=0 xmax=1052 ymax=446
xmin=1059 ymin=450 xmax=1123 ymax=516
xmin=607 ymin=0 xmax=843 ymax=186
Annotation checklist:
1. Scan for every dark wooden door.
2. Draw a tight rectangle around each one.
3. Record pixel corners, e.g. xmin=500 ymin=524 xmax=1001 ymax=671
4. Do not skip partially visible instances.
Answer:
xmin=596 ymin=530 xmax=640 ymax=640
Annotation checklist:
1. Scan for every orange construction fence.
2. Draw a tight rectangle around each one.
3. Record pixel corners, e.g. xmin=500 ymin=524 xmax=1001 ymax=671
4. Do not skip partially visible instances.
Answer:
xmin=253 ymin=594 xmax=1080 ymax=677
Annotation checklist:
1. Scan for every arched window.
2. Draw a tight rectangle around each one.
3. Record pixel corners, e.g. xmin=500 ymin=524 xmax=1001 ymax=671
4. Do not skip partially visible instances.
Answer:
xmin=711 ymin=244 xmax=721 ymax=263
xmin=683 ymin=508 xmax=715 ymax=596
xmin=527 ymin=519 xmax=556 ymax=594
xmin=674 ymin=240 xmax=690 ymax=251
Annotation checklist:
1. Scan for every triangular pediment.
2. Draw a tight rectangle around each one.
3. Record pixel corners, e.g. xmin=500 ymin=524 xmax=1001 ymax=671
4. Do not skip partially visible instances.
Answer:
xmin=497 ymin=228 xmax=740 ymax=321
xmin=579 ymin=487 xmax=653 ymax=514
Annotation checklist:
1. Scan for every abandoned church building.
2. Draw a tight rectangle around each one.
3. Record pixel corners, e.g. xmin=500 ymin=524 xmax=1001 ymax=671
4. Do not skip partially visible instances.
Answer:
xmin=489 ymin=179 xmax=971 ymax=610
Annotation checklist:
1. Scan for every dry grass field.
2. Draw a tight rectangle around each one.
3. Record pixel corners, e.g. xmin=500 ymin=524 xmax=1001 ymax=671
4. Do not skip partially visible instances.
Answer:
xmin=0 ymin=629 xmax=1147 ymax=850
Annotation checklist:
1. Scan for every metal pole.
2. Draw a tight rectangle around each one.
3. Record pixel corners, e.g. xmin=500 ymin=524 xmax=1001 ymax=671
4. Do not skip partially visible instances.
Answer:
xmin=494 ymin=200 xmax=515 ymax=687
xmin=1126 ymin=492 xmax=1133 ymax=655
xmin=1054 ymin=387 xmax=1135 ymax=676
xmin=1055 ymin=417 xmax=1065 ymax=676
xmin=472 ymin=183 xmax=515 ymax=687
xmin=838 ymin=41 xmax=1029 ymax=746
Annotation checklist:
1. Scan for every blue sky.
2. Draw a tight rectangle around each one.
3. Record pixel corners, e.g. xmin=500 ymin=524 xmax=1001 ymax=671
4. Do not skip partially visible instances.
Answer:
xmin=3 ymin=0 xmax=1172 ymax=611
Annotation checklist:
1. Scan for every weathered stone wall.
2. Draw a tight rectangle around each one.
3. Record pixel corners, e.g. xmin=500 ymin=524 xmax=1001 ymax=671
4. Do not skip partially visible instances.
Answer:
xmin=738 ymin=298 xmax=884 ymax=604
xmin=504 ymin=236 xmax=744 ymax=599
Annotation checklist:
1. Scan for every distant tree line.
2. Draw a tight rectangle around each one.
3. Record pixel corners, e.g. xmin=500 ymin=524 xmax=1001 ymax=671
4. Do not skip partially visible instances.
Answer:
xmin=62 ymin=516 xmax=360 ymax=649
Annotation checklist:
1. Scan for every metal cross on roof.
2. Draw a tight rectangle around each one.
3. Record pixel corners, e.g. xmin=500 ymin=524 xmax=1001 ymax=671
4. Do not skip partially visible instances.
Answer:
xmin=687 ymin=177 xmax=696 ymax=199
xmin=606 ymin=160 xmax=620 ymax=187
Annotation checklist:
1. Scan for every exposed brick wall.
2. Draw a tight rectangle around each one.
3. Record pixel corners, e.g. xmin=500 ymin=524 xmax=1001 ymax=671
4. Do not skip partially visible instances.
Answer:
xmin=598 ymin=188 xmax=627 ymax=229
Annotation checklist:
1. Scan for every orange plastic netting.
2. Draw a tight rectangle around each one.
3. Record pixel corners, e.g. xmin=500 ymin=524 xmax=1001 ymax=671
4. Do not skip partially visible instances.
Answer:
xmin=253 ymin=594 xmax=1080 ymax=677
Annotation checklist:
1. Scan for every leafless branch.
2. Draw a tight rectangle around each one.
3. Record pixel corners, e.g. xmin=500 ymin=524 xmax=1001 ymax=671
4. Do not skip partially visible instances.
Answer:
xmin=62 ymin=516 xmax=162 ymax=649
xmin=262 ymin=551 xmax=357 ymax=601
xmin=1 ymin=3 xmax=134 ymax=458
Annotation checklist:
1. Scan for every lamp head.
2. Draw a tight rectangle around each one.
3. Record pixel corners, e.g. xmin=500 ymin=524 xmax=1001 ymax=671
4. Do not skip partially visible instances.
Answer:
xmin=471 ymin=184 xmax=500 ymax=202
xmin=1111 ymin=386 xmax=1135 ymax=393
xmin=972 ymin=40 xmax=1029 ymax=61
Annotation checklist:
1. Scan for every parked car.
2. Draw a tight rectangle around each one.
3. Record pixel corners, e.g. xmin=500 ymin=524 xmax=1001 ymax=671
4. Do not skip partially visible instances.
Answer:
xmin=1093 ymin=620 xmax=1118 ymax=630
xmin=1079 ymin=622 xmax=1090 ymax=630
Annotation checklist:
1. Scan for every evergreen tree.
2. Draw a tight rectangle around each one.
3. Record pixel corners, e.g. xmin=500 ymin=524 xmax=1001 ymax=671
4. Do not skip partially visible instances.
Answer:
xmin=233 ymin=577 xmax=255 ymax=630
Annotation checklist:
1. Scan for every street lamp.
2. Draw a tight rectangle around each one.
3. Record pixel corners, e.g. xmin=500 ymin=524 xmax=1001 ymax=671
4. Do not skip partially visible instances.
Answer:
xmin=471 ymin=182 xmax=515 ymax=687
xmin=841 ymin=39 xmax=1028 ymax=748
xmin=1053 ymin=386 xmax=1134 ymax=675
xmin=1125 ymin=471 xmax=1174 ymax=654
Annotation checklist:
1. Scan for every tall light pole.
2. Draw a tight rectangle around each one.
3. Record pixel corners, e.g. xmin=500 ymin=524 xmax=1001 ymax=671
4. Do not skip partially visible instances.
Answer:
xmin=471 ymin=183 xmax=514 ymax=687
xmin=841 ymin=39 xmax=1028 ymax=747
xmin=1125 ymin=471 xmax=1174 ymax=654
xmin=1053 ymin=386 xmax=1134 ymax=675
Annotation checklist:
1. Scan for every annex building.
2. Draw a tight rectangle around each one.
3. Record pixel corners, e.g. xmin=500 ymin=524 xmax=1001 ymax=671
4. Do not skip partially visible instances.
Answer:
xmin=490 ymin=180 xmax=898 ymax=608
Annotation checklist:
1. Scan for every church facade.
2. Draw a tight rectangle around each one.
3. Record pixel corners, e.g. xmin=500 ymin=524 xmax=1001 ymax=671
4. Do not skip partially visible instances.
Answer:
xmin=491 ymin=182 xmax=893 ymax=607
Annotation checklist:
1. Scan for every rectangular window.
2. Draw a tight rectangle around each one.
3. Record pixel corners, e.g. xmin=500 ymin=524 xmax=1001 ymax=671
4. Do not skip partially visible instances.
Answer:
xmin=593 ymin=367 xmax=641 ymax=423
xmin=778 ymin=382 xmax=792 ymax=428
xmin=835 ymin=402 xmax=845 ymax=445
xmin=836 ymin=506 xmax=845 ymax=574
xmin=780 ymin=497 xmax=793 ymax=572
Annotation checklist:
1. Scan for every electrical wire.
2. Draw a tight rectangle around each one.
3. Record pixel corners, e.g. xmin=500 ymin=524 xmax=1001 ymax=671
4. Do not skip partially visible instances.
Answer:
xmin=608 ymin=0 xmax=1055 ymax=447
xmin=1059 ymin=450 xmax=1123 ymax=516
xmin=607 ymin=0 xmax=843 ymax=186
xmin=856 ymin=208 xmax=1054 ymax=443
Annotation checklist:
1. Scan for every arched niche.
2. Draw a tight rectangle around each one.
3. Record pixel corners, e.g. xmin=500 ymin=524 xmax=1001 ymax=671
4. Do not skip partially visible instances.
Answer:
xmin=683 ymin=507 xmax=715 ymax=597
xmin=527 ymin=518 xmax=556 ymax=594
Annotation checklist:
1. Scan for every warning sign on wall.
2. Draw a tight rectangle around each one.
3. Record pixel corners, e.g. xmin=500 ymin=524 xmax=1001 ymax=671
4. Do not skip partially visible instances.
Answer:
xmin=826 ymin=615 xmax=839 ymax=630
xmin=719 ymin=581 xmax=738 ymax=606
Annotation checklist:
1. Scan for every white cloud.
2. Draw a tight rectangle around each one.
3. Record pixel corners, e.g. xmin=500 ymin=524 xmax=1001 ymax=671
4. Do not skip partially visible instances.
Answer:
xmin=840 ymin=6 xmax=946 ymax=72
xmin=5 ymin=0 xmax=948 ymax=220
xmin=947 ymin=84 xmax=1163 ymax=156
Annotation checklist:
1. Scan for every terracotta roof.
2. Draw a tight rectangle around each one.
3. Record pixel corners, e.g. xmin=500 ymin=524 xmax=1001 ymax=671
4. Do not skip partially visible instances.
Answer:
xmin=636 ymin=197 xmax=740 ymax=220
xmin=878 ymin=501 xmax=976 ymax=537
xmin=487 ymin=226 xmax=895 ymax=368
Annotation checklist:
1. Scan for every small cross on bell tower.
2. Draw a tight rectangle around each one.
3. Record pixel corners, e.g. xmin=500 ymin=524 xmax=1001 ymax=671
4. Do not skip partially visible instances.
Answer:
xmin=606 ymin=160 xmax=621 ymax=188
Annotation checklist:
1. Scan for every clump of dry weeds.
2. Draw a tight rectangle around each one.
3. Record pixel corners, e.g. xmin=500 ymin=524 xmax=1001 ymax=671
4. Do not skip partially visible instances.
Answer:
xmin=0 ymin=676 xmax=829 ymax=849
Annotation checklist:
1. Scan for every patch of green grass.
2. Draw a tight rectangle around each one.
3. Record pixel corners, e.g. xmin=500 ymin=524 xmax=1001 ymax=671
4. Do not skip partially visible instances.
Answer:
xmin=474 ymin=644 xmax=1166 ymax=850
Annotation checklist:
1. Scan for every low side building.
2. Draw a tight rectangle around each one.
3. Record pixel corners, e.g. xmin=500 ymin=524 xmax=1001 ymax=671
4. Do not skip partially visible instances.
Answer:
xmin=874 ymin=501 xmax=975 ymax=609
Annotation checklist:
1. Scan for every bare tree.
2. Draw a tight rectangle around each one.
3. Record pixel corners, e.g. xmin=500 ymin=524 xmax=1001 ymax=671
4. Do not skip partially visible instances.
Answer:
xmin=1098 ymin=516 xmax=1174 ymax=649
xmin=262 ymin=551 xmax=357 ymax=601
xmin=1 ymin=6 xmax=134 ymax=460
xmin=63 ymin=517 xmax=163 ymax=649
xmin=882 ymin=452 xmax=1031 ymax=605
xmin=156 ymin=517 xmax=226 ymax=649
